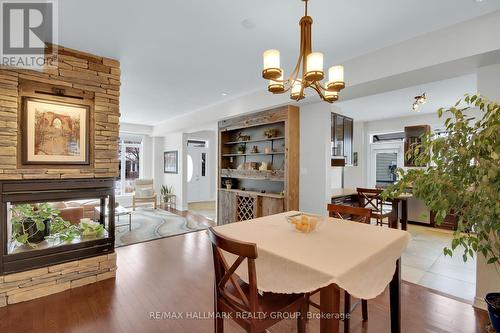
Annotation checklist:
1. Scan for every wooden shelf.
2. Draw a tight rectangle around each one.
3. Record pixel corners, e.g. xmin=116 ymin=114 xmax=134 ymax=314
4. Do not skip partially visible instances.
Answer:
xmin=219 ymin=188 xmax=284 ymax=199
xmin=217 ymin=106 xmax=299 ymax=225
xmin=224 ymin=136 xmax=285 ymax=145
xmin=220 ymin=168 xmax=284 ymax=181
xmin=222 ymin=152 xmax=285 ymax=157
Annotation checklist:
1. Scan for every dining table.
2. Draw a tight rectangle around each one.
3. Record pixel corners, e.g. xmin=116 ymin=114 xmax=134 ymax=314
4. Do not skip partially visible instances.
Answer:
xmin=331 ymin=188 xmax=413 ymax=231
xmin=214 ymin=211 xmax=411 ymax=333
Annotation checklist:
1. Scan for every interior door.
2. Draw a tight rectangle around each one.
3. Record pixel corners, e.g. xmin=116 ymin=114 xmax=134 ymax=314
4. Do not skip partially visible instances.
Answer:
xmin=187 ymin=146 xmax=210 ymax=203
xmin=369 ymin=143 xmax=403 ymax=188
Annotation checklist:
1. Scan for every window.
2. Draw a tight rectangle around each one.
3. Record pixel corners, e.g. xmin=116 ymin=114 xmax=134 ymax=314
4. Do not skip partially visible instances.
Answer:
xmin=116 ymin=136 xmax=143 ymax=195
xmin=372 ymin=132 xmax=404 ymax=143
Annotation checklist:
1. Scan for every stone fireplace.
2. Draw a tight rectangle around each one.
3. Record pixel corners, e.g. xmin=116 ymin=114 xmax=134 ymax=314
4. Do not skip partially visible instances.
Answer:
xmin=0 ymin=45 xmax=120 ymax=307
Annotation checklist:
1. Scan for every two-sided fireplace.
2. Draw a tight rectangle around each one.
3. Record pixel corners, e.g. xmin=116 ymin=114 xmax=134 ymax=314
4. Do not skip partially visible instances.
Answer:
xmin=0 ymin=178 xmax=115 ymax=275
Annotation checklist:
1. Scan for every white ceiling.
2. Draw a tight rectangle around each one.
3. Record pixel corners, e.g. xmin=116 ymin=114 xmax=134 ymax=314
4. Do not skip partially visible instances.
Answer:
xmin=336 ymin=74 xmax=477 ymax=121
xmin=57 ymin=0 xmax=500 ymax=125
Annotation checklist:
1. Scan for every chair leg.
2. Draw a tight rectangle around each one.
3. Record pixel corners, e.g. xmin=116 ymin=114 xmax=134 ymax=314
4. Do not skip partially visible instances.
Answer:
xmin=362 ymin=299 xmax=368 ymax=321
xmin=304 ymin=294 xmax=310 ymax=323
xmin=298 ymin=299 xmax=308 ymax=333
xmin=344 ymin=291 xmax=351 ymax=333
xmin=215 ymin=316 xmax=223 ymax=333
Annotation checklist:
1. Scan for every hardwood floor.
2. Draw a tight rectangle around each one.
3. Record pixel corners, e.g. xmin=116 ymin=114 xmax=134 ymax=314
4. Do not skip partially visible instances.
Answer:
xmin=0 ymin=231 xmax=489 ymax=333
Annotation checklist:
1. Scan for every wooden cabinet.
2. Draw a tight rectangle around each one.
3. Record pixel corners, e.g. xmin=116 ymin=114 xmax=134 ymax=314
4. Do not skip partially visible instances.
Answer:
xmin=331 ymin=113 xmax=353 ymax=166
xmin=217 ymin=189 xmax=236 ymax=225
xmin=217 ymin=106 xmax=299 ymax=224
xmin=404 ymin=125 xmax=430 ymax=167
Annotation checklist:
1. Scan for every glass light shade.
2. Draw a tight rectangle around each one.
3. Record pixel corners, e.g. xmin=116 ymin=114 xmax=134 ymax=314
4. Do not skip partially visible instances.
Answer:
xmin=268 ymin=70 xmax=285 ymax=93
xmin=324 ymin=90 xmax=339 ymax=102
xmin=262 ymin=49 xmax=281 ymax=79
xmin=327 ymin=65 xmax=345 ymax=91
xmin=305 ymin=52 xmax=324 ymax=81
xmin=290 ymin=80 xmax=304 ymax=100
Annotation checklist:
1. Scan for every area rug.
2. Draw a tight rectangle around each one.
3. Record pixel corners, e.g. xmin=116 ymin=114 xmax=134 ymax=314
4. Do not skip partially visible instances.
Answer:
xmin=115 ymin=208 xmax=207 ymax=247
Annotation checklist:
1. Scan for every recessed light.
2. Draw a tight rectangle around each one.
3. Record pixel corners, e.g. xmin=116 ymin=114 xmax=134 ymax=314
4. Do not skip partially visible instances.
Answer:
xmin=221 ymin=92 xmax=228 ymax=96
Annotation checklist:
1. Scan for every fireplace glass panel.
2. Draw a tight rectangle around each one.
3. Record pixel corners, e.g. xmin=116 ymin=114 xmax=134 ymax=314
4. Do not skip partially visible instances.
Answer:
xmin=6 ymin=197 xmax=112 ymax=255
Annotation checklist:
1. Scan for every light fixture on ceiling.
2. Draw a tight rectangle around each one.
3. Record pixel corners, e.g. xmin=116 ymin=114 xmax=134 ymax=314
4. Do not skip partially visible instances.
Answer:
xmin=412 ymin=92 xmax=427 ymax=111
xmin=261 ymin=0 xmax=345 ymax=103
xmin=221 ymin=92 xmax=229 ymax=96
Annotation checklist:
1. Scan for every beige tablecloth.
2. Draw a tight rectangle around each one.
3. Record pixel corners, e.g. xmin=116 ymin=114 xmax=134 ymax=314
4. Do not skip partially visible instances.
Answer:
xmin=215 ymin=211 xmax=411 ymax=299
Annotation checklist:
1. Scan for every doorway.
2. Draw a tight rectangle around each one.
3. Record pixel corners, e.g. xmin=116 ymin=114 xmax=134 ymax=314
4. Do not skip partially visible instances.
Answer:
xmin=185 ymin=135 xmax=216 ymax=222
xmin=187 ymin=140 xmax=210 ymax=203
xmin=369 ymin=143 xmax=403 ymax=188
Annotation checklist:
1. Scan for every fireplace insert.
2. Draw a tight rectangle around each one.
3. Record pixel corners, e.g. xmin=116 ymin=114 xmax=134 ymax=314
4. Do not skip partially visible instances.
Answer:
xmin=0 ymin=178 xmax=115 ymax=274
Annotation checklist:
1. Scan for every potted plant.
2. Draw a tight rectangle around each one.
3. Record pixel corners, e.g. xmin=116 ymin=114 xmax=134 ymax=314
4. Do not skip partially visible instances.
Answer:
xmin=10 ymin=203 xmax=65 ymax=246
xmin=237 ymin=145 xmax=246 ymax=154
xmin=161 ymin=185 xmax=174 ymax=203
xmin=383 ymin=94 xmax=499 ymax=330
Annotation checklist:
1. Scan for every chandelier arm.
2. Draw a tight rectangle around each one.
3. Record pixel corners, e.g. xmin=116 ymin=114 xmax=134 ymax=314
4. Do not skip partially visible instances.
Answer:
xmin=313 ymin=82 xmax=332 ymax=103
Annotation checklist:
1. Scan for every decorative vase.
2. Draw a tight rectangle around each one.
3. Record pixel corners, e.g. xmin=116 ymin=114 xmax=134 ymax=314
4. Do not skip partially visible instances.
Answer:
xmin=486 ymin=293 xmax=500 ymax=332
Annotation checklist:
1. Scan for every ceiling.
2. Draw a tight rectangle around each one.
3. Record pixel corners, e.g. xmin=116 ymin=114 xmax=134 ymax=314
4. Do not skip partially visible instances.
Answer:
xmin=57 ymin=0 xmax=500 ymax=125
xmin=336 ymin=74 xmax=477 ymax=122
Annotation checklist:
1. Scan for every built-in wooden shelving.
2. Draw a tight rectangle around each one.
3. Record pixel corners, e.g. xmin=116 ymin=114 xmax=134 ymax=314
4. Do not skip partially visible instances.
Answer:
xmin=217 ymin=106 xmax=299 ymax=225
xmin=221 ymin=152 xmax=285 ymax=157
xmin=224 ymin=136 xmax=285 ymax=145
xmin=220 ymin=169 xmax=284 ymax=181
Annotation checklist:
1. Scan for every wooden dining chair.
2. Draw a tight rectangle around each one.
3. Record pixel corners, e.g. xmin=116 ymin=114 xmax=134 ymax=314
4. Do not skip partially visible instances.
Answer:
xmin=356 ymin=187 xmax=393 ymax=226
xmin=208 ymin=227 xmax=308 ymax=333
xmin=327 ymin=203 xmax=371 ymax=224
xmin=326 ymin=204 xmax=371 ymax=333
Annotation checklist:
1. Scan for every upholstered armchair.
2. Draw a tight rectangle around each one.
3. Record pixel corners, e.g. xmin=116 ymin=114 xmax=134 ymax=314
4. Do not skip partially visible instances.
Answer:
xmin=132 ymin=179 xmax=157 ymax=210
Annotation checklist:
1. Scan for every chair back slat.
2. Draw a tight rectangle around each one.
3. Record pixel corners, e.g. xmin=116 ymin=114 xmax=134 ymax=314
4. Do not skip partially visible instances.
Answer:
xmin=208 ymin=227 xmax=259 ymax=313
xmin=356 ymin=187 xmax=385 ymax=213
xmin=327 ymin=204 xmax=372 ymax=224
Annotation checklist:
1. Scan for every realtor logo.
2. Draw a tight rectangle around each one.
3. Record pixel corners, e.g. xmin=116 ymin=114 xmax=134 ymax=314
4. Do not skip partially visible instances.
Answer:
xmin=1 ymin=0 xmax=57 ymax=70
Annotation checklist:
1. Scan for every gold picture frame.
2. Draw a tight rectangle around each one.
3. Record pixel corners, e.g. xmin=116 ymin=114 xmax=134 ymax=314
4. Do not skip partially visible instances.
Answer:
xmin=22 ymin=97 xmax=90 ymax=165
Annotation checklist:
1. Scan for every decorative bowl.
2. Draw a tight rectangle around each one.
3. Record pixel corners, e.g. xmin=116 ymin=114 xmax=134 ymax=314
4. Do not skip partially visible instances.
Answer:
xmin=286 ymin=213 xmax=325 ymax=233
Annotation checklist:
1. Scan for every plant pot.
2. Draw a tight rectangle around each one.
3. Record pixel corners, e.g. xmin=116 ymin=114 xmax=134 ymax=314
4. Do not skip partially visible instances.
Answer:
xmin=486 ymin=293 xmax=500 ymax=332
xmin=22 ymin=218 xmax=46 ymax=243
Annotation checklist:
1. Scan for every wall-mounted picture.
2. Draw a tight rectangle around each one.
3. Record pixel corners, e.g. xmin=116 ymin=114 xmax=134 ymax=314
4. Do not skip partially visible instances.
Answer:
xmin=23 ymin=98 xmax=90 ymax=165
xmin=164 ymin=151 xmax=178 ymax=174
xmin=353 ymin=152 xmax=358 ymax=166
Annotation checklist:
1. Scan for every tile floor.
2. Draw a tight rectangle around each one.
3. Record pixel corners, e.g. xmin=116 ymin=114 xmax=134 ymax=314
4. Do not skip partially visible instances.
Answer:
xmin=402 ymin=224 xmax=476 ymax=302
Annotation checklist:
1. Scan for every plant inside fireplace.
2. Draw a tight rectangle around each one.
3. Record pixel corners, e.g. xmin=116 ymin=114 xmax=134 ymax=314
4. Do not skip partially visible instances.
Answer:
xmin=10 ymin=203 xmax=106 ymax=248
xmin=11 ymin=203 xmax=59 ymax=246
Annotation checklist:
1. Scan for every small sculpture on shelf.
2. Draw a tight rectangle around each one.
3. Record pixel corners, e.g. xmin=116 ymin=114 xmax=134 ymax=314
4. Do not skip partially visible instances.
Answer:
xmin=237 ymin=145 xmax=246 ymax=154
xmin=237 ymin=163 xmax=245 ymax=170
xmin=249 ymin=162 xmax=259 ymax=170
xmin=264 ymin=147 xmax=273 ymax=154
xmin=259 ymin=162 xmax=269 ymax=171
xmin=237 ymin=132 xmax=251 ymax=142
xmin=251 ymin=146 xmax=259 ymax=154
xmin=264 ymin=128 xmax=279 ymax=138
xmin=224 ymin=179 xmax=233 ymax=189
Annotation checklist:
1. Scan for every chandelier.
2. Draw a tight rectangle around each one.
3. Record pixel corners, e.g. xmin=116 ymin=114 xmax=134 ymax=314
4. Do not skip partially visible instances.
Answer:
xmin=262 ymin=0 xmax=345 ymax=103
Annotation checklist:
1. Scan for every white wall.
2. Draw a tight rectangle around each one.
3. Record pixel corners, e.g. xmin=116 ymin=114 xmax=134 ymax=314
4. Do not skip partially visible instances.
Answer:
xmin=299 ymin=103 xmax=334 ymax=215
xmin=344 ymin=121 xmax=366 ymax=188
xmin=163 ymin=132 xmax=187 ymax=210
xmin=474 ymin=63 xmax=500 ymax=310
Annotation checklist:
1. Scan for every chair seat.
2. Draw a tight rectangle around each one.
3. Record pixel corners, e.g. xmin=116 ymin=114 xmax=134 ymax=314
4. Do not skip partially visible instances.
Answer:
xmin=224 ymin=278 xmax=304 ymax=315
xmin=134 ymin=195 xmax=156 ymax=200
xmin=369 ymin=208 xmax=392 ymax=218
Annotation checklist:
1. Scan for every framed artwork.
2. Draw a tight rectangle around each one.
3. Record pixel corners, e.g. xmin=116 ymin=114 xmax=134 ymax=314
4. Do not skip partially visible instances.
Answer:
xmin=23 ymin=98 xmax=90 ymax=165
xmin=353 ymin=152 xmax=358 ymax=166
xmin=164 ymin=151 xmax=178 ymax=174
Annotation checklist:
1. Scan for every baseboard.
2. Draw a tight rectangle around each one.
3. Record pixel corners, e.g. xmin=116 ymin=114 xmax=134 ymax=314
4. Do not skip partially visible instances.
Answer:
xmin=407 ymin=220 xmax=433 ymax=227
xmin=473 ymin=297 xmax=488 ymax=311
